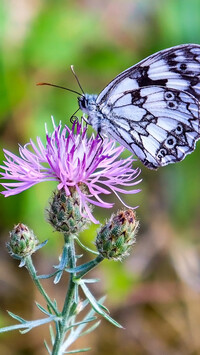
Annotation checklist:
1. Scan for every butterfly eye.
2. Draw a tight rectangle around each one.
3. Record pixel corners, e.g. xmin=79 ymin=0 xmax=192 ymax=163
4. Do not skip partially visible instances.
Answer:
xmin=164 ymin=136 xmax=177 ymax=148
xmin=81 ymin=100 xmax=86 ymax=109
xmin=175 ymin=124 xmax=183 ymax=135
xmin=78 ymin=97 xmax=87 ymax=110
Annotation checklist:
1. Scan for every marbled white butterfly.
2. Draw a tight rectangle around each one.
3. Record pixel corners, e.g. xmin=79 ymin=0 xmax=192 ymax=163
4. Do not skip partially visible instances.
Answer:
xmin=78 ymin=44 xmax=200 ymax=169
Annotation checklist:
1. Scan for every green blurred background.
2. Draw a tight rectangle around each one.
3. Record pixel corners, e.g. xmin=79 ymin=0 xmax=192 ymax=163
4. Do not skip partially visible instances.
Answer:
xmin=0 ymin=0 xmax=200 ymax=354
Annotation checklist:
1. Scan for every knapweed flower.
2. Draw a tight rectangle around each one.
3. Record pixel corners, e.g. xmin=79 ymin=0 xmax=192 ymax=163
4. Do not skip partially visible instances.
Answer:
xmin=95 ymin=209 xmax=139 ymax=261
xmin=7 ymin=223 xmax=39 ymax=258
xmin=48 ymin=186 xmax=91 ymax=235
xmin=0 ymin=119 xmax=141 ymax=223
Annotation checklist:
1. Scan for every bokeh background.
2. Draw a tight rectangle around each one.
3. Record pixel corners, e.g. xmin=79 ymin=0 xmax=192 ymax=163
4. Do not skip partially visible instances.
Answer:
xmin=0 ymin=0 xmax=200 ymax=354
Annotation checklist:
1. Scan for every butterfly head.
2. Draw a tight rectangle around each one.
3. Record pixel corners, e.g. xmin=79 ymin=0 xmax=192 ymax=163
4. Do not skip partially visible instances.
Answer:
xmin=78 ymin=94 xmax=98 ymax=114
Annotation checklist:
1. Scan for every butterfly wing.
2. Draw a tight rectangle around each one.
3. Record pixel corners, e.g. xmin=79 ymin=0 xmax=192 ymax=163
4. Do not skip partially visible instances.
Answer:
xmin=101 ymin=86 xmax=199 ymax=169
xmin=96 ymin=44 xmax=200 ymax=104
xmin=95 ymin=44 xmax=200 ymax=168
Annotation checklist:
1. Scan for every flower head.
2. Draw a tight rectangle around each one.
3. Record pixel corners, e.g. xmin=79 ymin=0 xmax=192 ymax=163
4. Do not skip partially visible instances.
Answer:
xmin=0 ymin=119 xmax=141 ymax=223
xmin=95 ymin=209 xmax=139 ymax=261
xmin=7 ymin=223 xmax=39 ymax=258
xmin=48 ymin=186 xmax=91 ymax=235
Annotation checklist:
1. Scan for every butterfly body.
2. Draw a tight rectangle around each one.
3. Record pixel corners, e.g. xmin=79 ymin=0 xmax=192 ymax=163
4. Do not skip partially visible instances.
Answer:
xmin=78 ymin=44 xmax=200 ymax=169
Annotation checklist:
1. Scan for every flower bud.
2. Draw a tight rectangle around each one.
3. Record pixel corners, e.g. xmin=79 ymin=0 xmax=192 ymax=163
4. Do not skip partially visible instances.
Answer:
xmin=47 ymin=186 xmax=91 ymax=235
xmin=7 ymin=223 xmax=39 ymax=258
xmin=95 ymin=209 xmax=139 ymax=261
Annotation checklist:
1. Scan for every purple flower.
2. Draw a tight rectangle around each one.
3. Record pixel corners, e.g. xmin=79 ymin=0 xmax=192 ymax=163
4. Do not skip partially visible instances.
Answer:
xmin=0 ymin=119 xmax=141 ymax=223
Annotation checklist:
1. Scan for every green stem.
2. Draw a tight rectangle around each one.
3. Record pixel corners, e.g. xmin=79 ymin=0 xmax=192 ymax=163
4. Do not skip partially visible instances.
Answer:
xmin=52 ymin=234 xmax=77 ymax=355
xmin=25 ymin=256 xmax=59 ymax=316
xmin=73 ymin=254 xmax=104 ymax=280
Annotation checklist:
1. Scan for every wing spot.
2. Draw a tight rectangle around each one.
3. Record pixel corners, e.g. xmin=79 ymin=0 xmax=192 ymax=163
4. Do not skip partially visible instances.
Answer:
xmin=177 ymin=62 xmax=187 ymax=71
xmin=164 ymin=91 xmax=175 ymax=100
xmin=167 ymin=100 xmax=178 ymax=109
xmin=175 ymin=124 xmax=183 ymax=135
xmin=157 ymin=148 xmax=167 ymax=160
xmin=165 ymin=136 xmax=177 ymax=148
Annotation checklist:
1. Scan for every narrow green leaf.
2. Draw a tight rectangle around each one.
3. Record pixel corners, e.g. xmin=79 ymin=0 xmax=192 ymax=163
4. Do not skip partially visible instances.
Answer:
xmin=0 ymin=323 xmax=30 ymax=333
xmin=7 ymin=311 xmax=26 ymax=323
xmin=35 ymin=239 xmax=48 ymax=251
xmin=77 ymin=299 xmax=89 ymax=312
xmin=54 ymin=270 xmax=63 ymax=284
xmin=35 ymin=302 xmax=51 ymax=316
xmin=79 ymin=320 xmax=101 ymax=337
xmin=74 ymin=236 xmax=99 ymax=255
xmin=76 ymin=254 xmax=83 ymax=259
xmin=49 ymin=324 xmax=55 ymax=345
xmin=38 ymin=271 xmax=59 ymax=279
xmin=98 ymin=303 xmax=110 ymax=313
xmin=19 ymin=259 xmax=26 ymax=267
xmin=80 ymin=278 xmax=100 ymax=283
xmin=67 ymin=316 xmax=97 ymax=330
xmin=80 ymin=282 xmax=123 ymax=328
xmin=63 ymin=348 xmax=91 ymax=354
xmin=66 ymin=259 xmax=97 ymax=274
xmin=44 ymin=339 xmax=51 ymax=354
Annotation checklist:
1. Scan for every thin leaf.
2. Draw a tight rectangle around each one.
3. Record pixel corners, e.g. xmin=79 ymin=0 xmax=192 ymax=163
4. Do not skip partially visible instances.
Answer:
xmin=67 ymin=317 xmax=97 ymax=330
xmin=7 ymin=311 xmax=26 ymax=323
xmin=74 ymin=236 xmax=99 ymax=255
xmin=54 ymin=244 xmax=68 ymax=270
xmin=60 ymin=297 xmax=106 ymax=351
xmin=63 ymin=348 xmax=91 ymax=354
xmin=79 ymin=320 xmax=101 ymax=337
xmin=76 ymin=254 xmax=83 ymax=259
xmin=0 ymin=323 xmax=30 ymax=333
xmin=80 ymin=278 xmax=100 ymax=283
xmin=80 ymin=281 xmax=123 ymax=328
xmin=0 ymin=316 xmax=58 ymax=334
xmin=74 ymin=283 xmax=79 ymax=305
xmin=49 ymin=324 xmax=55 ymax=345
xmin=53 ymin=245 xmax=69 ymax=283
xmin=35 ymin=239 xmax=48 ymax=251
xmin=44 ymin=339 xmax=51 ymax=354
xmin=77 ymin=299 xmax=89 ymax=312
xmin=19 ymin=258 xmax=26 ymax=267
xmin=35 ymin=302 xmax=53 ymax=316
xmin=20 ymin=315 xmax=59 ymax=334
xmin=54 ymin=270 xmax=63 ymax=284
xmin=98 ymin=303 xmax=110 ymax=313
xmin=38 ymin=271 xmax=59 ymax=279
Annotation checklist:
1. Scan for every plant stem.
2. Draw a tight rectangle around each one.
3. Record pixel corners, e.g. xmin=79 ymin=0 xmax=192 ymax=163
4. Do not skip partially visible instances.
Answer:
xmin=73 ymin=254 xmax=104 ymax=280
xmin=25 ymin=256 xmax=59 ymax=316
xmin=52 ymin=234 xmax=77 ymax=355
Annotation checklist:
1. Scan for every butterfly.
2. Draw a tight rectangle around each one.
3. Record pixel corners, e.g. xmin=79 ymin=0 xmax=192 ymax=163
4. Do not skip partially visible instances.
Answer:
xmin=78 ymin=44 xmax=200 ymax=169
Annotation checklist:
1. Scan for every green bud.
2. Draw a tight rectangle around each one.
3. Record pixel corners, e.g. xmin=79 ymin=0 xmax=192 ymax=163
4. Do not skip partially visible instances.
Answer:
xmin=95 ymin=209 xmax=139 ymax=261
xmin=7 ymin=223 xmax=39 ymax=258
xmin=47 ymin=186 xmax=91 ymax=235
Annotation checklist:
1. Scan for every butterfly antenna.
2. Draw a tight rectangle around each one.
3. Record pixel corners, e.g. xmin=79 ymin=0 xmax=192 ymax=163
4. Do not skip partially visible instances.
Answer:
xmin=71 ymin=65 xmax=85 ymax=95
xmin=70 ymin=107 xmax=80 ymax=123
xmin=36 ymin=82 xmax=82 ymax=96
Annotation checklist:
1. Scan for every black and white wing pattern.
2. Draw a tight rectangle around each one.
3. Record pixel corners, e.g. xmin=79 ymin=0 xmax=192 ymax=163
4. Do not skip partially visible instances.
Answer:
xmin=100 ymin=86 xmax=199 ymax=169
xmin=79 ymin=44 xmax=200 ymax=169
xmin=97 ymin=44 xmax=200 ymax=104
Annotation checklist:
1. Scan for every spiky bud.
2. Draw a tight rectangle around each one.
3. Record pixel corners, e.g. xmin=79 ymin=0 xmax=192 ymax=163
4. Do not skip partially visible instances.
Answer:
xmin=7 ymin=223 xmax=39 ymax=258
xmin=47 ymin=186 xmax=91 ymax=235
xmin=95 ymin=209 xmax=139 ymax=261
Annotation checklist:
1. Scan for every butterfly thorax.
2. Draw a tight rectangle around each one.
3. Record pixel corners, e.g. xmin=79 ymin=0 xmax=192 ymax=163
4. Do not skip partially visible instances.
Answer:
xmin=78 ymin=93 xmax=107 ymax=134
